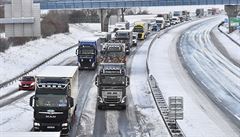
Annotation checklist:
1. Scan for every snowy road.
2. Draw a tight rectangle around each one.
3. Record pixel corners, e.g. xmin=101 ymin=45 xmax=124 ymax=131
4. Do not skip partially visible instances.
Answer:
xmin=2 ymin=14 xmax=239 ymax=137
xmin=149 ymin=16 xmax=240 ymax=137
xmin=75 ymin=35 xmax=170 ymax=137
xmin=179 ymin=18 xmax=240 ymax=127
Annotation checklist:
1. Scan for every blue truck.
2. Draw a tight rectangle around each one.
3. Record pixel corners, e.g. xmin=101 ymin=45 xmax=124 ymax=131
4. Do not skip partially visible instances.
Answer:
xmin=75 ymin=38 xmax=100 ymax=70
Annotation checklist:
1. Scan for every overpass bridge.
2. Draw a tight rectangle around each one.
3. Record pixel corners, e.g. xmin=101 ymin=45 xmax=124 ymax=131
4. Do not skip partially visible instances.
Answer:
xmin=2 ymin=0 xmax=240 ymax=9
xmin=1 ymin=0 xmax=239 ymax=36
xmin=36 ymin=0 xmax=240 ymax=9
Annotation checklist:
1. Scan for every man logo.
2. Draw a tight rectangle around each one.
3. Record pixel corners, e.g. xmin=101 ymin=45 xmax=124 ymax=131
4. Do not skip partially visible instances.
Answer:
xmin=47 ymin=109 xmax=55 ymax=114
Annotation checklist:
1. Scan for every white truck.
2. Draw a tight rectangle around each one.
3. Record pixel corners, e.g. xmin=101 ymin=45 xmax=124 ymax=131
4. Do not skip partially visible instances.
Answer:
xmin=113 ymin=21 xmax=130 ymax=32
xmin=30 ymin=66 xmax=79 ymax=135
xmin=115 ymin=29 xmax=133 ymax=54
xmin=155 ymin=17 xmax=166 ymax=30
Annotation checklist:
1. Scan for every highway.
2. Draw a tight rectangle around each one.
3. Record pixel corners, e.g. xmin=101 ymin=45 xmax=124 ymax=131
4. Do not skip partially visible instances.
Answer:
xmin=1 ymin=15 xmax=240 ymax=137
xmin=148 ymin=16 xmax=240 ymax=136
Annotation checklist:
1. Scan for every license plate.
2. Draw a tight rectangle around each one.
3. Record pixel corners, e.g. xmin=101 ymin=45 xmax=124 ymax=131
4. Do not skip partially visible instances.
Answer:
xmin=47 ymin=126 xmax=55 ymax=129
xmin=109 ymin=104 xmax=116 ymax=107
xmin=23 ymin=85 xmax=29 ymax=87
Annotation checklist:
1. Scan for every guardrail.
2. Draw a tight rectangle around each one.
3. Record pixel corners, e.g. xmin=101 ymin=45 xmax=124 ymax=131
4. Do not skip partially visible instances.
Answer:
xmin=217 ymin=21 xmax=240 ymax=47
xmin=146 ymin=29 xmax=185 ymax=137
xmin=0 ymin=44 xmax=78 ymax=89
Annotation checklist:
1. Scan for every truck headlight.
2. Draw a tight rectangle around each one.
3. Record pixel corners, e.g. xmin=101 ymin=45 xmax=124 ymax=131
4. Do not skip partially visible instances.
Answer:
xmin=89 ymin=59 xmax=92 ymax=62
xmin=121 ymin=96 xmax=127 ymax=103
xmin=98 ymin=96 xmax=103 ymax=103
xmin=34 ymin=122 xmax=40 ymax=126
xmin=81 ymin=59 xmax=84 ymax=62
xmin=62 ymin=123 xmax=68 ymax=127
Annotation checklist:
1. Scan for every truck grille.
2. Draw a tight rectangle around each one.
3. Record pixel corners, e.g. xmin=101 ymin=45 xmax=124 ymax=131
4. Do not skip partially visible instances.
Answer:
xmin=104 ymin=97 xmax=121 ymax=103
xmin=102 ymin=90 xmax=122 ymax=103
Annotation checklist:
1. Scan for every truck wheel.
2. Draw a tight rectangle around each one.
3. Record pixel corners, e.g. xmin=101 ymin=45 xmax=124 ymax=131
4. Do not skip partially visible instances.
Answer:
xmin=33 ymin=128 xmax=40 ymax=132
xmin=98 ymin=105 xmax=103 ymax=110
xmin=121 ymin=105 xmax=126 ymax=110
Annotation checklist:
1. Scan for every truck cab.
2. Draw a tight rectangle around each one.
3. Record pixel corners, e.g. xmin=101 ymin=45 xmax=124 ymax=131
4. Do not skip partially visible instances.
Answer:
xmin=115 ymin=30 xmax=133 ymax=55
xmin=75 ymin=38 xmax=100 ymax=70
xmin=95 ymin=63 xmax=129 ymax=110
xmin=133 ymin=21 xmax=148 ymax=40
xmin=156 ymin=17 xmax=166 ymax=30
xmin=100 ymin=42 xmax=126 ymax=63
xmin=30 ymin=66 xmax=78 ymax=135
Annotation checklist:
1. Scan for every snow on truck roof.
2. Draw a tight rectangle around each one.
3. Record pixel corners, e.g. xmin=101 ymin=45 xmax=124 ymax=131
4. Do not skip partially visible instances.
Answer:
xmin=79 ymin=37 xmax=99 ymax=42
xmin=1 ymin=132 xmax=60 ymax=137
xmin=36 ymin=66 xmax=78 ymax=78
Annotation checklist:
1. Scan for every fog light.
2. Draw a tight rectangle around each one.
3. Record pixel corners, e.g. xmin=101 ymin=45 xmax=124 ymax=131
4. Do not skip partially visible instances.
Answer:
xmin=62 ymin=123 xmax=68 ymax=127
xmin=34 ymin=122 xmax=40 ymax=126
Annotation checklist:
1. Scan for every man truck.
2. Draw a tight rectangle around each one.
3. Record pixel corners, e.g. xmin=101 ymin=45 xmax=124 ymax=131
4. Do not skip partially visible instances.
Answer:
xmin=95 ymin=63 xmax=129 ymax=110
xmin=75 ymin=38 xmax=100 ymax=70
xmin=30 ymin=66 xmax=79 ymax=135
xmin=133 ymin=21 xmax=148 ymax=40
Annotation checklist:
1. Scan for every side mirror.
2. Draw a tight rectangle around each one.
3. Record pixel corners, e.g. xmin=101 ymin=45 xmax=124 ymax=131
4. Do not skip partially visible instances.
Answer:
xmin=126 ymin=76 xmax=130 ymax=87
xmin=68 ymin=97 xmax=74 ymax=108
xmin=95 ymin=75 xmax=99 ymax=86
xmin=96 ymin=49 xmax=98 ymax=55
xmin=30 ymin=95 xmax=35 ymax=107
xmin=75 ymin=48 xmax=78 ymax=55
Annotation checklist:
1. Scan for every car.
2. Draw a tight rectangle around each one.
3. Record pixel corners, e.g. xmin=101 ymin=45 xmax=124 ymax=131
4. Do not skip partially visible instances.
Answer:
xmin=19 ymin=76 xmax=35 ymax=91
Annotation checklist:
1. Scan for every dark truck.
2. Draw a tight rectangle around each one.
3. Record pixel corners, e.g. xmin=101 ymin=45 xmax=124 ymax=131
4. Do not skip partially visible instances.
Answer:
xmin=30 ymin=66 xmax=78 ymax=135
xmin=95 ymin=63 xmax=129 ymax=110
xmin=196 ymin=9 xmax=204 ymax=17
xmin=75 ymin=38 xmax=100 ymax=70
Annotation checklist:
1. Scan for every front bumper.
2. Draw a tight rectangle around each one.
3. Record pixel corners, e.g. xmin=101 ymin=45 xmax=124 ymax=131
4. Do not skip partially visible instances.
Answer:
xmin=97 ymin=96 xmax=126 ymax=109
xmin=33 ymin=121 xmax=69 ymax=132
xmin=19 ymin=85 xmax=35 ymax=91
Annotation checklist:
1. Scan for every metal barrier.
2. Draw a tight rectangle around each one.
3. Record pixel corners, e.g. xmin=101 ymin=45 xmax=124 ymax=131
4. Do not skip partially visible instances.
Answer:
xmin=217 ymin=21 xmax=240 ymax=47
xmin=146 ymin=27 xmax=185 ymax=137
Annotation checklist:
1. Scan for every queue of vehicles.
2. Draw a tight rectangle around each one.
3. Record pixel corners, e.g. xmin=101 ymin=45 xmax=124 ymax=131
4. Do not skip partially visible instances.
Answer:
xmin=16 ymin=11 xmax=196 ymax=135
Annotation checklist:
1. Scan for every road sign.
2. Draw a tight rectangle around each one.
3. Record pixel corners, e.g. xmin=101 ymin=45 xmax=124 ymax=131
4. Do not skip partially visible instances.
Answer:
xmin=168 ymin=96 xmax=183 ymax=120
xmin=230 ymin=17 xmax=240 ymax=23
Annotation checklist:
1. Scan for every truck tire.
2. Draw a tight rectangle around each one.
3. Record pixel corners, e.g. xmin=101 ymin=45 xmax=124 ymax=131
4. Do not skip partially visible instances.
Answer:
xmin=98 ymin=105 xmax=103 ymax=110
xmin=121 ymin=105 xmax=126 ymax=110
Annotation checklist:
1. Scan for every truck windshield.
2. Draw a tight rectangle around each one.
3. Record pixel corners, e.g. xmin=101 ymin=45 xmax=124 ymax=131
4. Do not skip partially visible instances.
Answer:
xmin=100 ymin=75 xmax=125 ymax=85
xmin=173 ymin=12 xmax=180 ymax=16
xmin=133 ymin=27 xmax=143 ymax=32
xmin=116 ymin=33 xmax=128 ymax=37
xmin=79 ymin=48 xmax=95 ymax=55
xmin=35 ymin=94 xmax=67 ymax=107
xmin=156 ymin=20 xmax=163 ymax=23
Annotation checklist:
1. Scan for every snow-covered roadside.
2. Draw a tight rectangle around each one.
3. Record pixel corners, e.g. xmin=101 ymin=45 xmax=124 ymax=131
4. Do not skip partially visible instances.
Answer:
xmin=148 ymin=16 xmax=239 ymax=137
xmin=130 ymin=35 xmax=170 ymax=137
xmin=213 ymin=26 xmax=240 ymax=65
xmin=0 ymin=24 xmax=99 ymax=98
xmin=0 ymin=24 xmax=94 ymax=84
xmin=219 ymin=25 xmax=240 ymax=44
